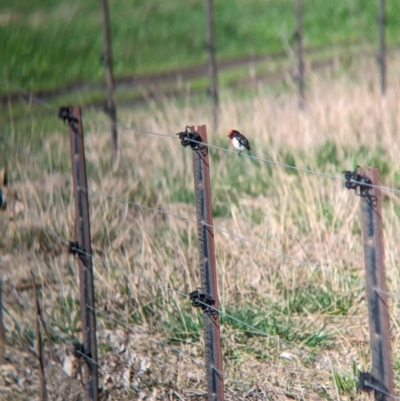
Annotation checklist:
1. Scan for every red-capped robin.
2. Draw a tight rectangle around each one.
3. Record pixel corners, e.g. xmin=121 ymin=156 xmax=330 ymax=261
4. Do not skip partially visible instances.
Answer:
xmin=227 ymin=129 xmax=254 ymax=157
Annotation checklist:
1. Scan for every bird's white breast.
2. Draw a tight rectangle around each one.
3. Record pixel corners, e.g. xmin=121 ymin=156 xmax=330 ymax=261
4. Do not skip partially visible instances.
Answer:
xmin=232 ymin=136 xmax=246 ymax=150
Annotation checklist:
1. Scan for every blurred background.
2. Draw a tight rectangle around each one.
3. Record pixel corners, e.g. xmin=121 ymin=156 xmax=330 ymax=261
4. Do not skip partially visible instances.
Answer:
xmin=1 ymin=1 xmax=400 ymax=400
xmin=1 ymin=0 xmax=399 ymax=111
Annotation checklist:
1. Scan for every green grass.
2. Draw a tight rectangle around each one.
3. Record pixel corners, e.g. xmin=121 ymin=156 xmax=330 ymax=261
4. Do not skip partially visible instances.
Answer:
xmin=332 ymin=363 xmax=358 ymax=396
xmin=221 ymin=303 xmax=333 ymax=348
xmin=163 ymin=300 xmax=333 ymax=350
xmin=2 ymin=0 xmax=400 ymax=95
xmin=282 ymin=282 xmax=360 ymax=316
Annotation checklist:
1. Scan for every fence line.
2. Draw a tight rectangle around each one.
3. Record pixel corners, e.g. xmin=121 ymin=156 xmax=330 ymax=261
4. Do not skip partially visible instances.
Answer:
xmin=69 ymin=243 xmax=307 ymax=353
xmin=3 ymin=79 xmax=400 ymax=195
xmin=81 ymin=303 xmax=398 ymax=401
xmin=16 ymin=215 xmax=332 ymax=364
xmin=23 ymin=203 xmax=367 ymax=360
xmin=85 ymin=188 xmax=362 ymax=285
xmin=21 ymin=185 xmax=364 ymax=296
xmin=5 ymin=186 xmax=398 ymax=399
xmin=4 ymin=290 xmax=341 ymax=399
xmin=84 ymin=303 xmax=210 ymax=368
xmin=11 ymin=246 xmax=397 ymax=400
xmin=23 ymin=205 xmax=363 ymax=350
xmin=3 ymin=82 xmax=400 ymax=399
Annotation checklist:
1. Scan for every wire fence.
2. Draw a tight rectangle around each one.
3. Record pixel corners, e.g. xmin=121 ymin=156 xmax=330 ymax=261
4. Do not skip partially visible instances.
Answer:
xmin=1 ymin=220 xmax=354 ymax=369
xmin=3 ymin=78 xmax=400 ymax=197
xmin=3 ymin=212 xmax=397 ymax=398
xmin=1 ymin=81 xmax=400 ymax=400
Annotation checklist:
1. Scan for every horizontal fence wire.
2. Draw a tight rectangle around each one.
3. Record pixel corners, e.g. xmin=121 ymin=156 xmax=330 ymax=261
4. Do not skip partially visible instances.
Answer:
xmin=21 ymin=191 xmax=365 ymax=352
xmin=375 ymin=288 xmax=400 ymax=302
xmin=22 ymin=206 xmax=370 ymax=369
xmin=14 ymin=211 xmax=330 ymax=356
xmin=47 ymin=247 xmax=400 ymax=401
xmin=3 ymin=79 xmax=400 ymax=195
xmin=70 ymin=246 xmax=323 ymax=362
xmin=25 ymin=307 xmax=203 ymax=372
xmin=0 ymin=303 xmax=104 ymax=377
xmin=22 ymin=209 xmax=360 ymax=369
xmin=85 ymin=188 xmax=363 ymax=285
xmin=83 ymin=303 xmax=208 ymax=369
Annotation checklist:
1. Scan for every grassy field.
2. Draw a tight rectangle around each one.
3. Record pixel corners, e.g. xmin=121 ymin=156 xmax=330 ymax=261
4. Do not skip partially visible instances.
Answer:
xmin=1 ymin=53 xmax=400 ymax=399
xmin=2 ymin=0 xmax=400 ymax=96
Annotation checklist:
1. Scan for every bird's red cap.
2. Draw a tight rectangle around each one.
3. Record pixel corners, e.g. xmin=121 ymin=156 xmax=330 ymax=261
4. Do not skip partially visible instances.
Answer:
xmin=227 ymin=129 xmax=239 ymax=137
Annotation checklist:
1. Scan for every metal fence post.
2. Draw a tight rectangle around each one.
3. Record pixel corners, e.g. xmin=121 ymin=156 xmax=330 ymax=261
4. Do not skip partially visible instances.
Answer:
xmin=0 ymin=279 xmax=4 ymax=364
xmin=378 ymin=0 xmax=386 ymax=95
xmin=345 ymin=166 xmax=395 ymax=398
xmin=59 ymin=106 xmax=98 ymax=401
xmin=190 ymin=125 xmax=224 ymax=401
xmin=100 ymin=0 xmax=119 ymax=167
xmin=357 ymin=167 xmax=393 ymax=400
xmin=205 ymin=0 xmax=219 ymax=129
xmin=294 ymin=0 xmax=304 ymax=109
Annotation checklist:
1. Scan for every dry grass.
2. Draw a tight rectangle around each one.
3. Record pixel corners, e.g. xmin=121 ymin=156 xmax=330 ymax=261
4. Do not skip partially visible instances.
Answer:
xmin=1 ymin=54 xmax=400 ymax=400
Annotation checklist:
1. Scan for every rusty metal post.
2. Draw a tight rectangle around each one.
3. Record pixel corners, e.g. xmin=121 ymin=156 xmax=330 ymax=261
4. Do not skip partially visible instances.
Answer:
xmin=294 ymin=0 xmax=304 ymax=109
xmin=205 ymin=0 xmax=219 ymax=129
xmin=378 ymin=0 xmax=386 ymax=95
xmin=359 ymin=167 xmax=393 ymax=400
xmin=0 ymin=280 xmax=4 ymax=364
xmin=191 ymin=125 xmax=224 ymax=401
xmin=100 ymin=0 xmax=119 ymax=167
xmin=32 ymin=271 xmax=47 ymax=401
xmin=59 ymin=106 xmax=98 ymax=401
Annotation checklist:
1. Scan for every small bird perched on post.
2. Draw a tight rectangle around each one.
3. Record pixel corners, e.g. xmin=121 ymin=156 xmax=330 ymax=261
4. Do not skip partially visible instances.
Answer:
xmin=227 ymin=129 xmax=254 ymax=157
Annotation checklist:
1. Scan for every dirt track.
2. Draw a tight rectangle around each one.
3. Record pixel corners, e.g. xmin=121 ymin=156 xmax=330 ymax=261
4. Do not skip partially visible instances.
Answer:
xmin=1 ymin=40 xmax=387 ymax=109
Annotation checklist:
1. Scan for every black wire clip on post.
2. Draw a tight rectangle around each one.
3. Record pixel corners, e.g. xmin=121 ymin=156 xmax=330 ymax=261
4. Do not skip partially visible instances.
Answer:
xmin=68 ymin=241 xmax=91 ymax=267
xmin=68 ymin=241 xmax=80 ymax=256
xmin=358 ymin=371 xmax=375 ymax=394
xmin=58 ymin=106 xmax=78 ymax=129
xmin=73 ymin=342 xmax=94 ymax=368
xmin=190 ymin=288 xmax=215 ymax=311
xmin=58 ymin=106 xmax=81 ymax=144
xmin=343 ymin=168 xmax=377 ymax=207
xmin=358 ymin=371 xmax=395 ymax=398
xmin=176 ymin=126 xmax=203 ymax=150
